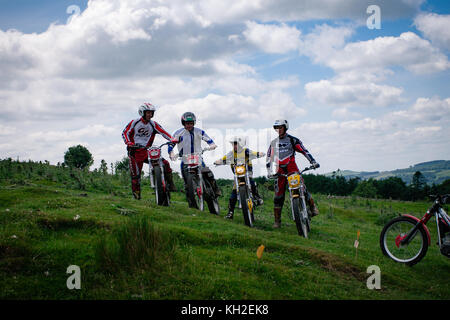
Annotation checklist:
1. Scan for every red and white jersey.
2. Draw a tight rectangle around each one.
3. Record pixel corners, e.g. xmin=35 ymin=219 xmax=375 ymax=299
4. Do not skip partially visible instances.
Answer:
xmin=122 ymin=118 xmax=173 ymax=147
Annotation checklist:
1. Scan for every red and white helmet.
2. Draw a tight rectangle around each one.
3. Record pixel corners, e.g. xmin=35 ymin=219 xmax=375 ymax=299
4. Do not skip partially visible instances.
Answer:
xmin=273 ymin=119 xmax=289 ymax=130
xmin=138 ymin=103 xmax=156 ymax=117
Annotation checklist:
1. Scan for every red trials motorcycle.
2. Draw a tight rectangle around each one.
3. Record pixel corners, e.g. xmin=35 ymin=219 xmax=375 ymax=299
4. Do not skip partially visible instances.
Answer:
xmin=380 ymin=194 xmax=450 ymax=266
xmin=132 ymin=142 xmax=172 ymax=206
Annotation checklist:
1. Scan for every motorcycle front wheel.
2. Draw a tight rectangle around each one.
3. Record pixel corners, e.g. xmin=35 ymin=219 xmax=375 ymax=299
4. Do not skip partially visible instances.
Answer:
xmin=292 ymin=197 xmax=308 ymax=238
xmin=380 ymin=216 xmax=428 ymax=266
xmin=153 ymin=166 xmax=169 ymax=206
xmin=239 ymin=186 xmax=253 ymax=227
xmin=186 ymin=173 xmax=202 ymax=210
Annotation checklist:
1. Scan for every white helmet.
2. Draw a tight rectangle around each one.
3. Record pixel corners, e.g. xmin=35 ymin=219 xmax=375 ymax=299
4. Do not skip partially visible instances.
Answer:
xmin=138 ymin=103 xmax=156 ymax=117
xmin=229 ymin=136 xmax=246 ymax=147
xmin=273 ymin=119 xmax=289 ymax=130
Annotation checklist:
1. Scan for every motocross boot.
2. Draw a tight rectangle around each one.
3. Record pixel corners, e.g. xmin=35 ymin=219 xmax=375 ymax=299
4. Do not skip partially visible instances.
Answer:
xmin=273 ymin=207 xmax=282 ymax=228
xmin=225 ymin=209 xmax=234 ymax=220
xmin=308 ymin=198 xmax=319 ymax=217
xmin=225 ymin=197 xmax=236 ymax=219
xmin=211 ymin=179 xmax=222 ymax=197
xmin=165 ymin=171 xmax=177 ymax=192
xmin=252 ymin=185 xmax=264 ymax=206
xmin=132 ymin=190 xmax=141 ymax=200
xmin=131 ymin=176 xmax=141 ymax=200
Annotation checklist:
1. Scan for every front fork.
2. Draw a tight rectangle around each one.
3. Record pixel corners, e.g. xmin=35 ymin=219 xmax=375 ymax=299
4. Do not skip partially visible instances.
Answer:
xmin=191 ymin=166 xmax=203 ymax=203
xmin=236 ymin=168 xmax=252 ymax=209
xmin=288 ymin=185 xmax=308 ymax=221
xmin=149 ymin=159 xmax=166 ymax=190
xmin=401 ymin=211 xmax=433 ymax=246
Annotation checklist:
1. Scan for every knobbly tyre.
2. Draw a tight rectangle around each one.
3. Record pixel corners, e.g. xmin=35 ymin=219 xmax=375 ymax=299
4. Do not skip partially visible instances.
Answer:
xmin=131 ymin=143 xmax=172 ymax=206
xmin=216 ymin=158 xmax=256 ymax=227
xmin=269 ymin=165 xmax=317 ymax=238
xmin=181 ymin=147 xmax=220 ymax=215
xmin=380 ymin=194 xmax=450 ymax=266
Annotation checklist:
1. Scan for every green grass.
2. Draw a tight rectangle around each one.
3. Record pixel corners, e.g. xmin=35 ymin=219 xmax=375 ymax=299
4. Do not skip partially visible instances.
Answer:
xmin=0 ymin=161 xmax=449 ymax=299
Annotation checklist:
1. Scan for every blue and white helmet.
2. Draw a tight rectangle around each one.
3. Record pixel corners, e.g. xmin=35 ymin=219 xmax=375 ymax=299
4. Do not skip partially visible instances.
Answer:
xmin=273 ymin=119 xmax=289 ymax=130
xmin=138 ymin=102 xmax=156 ymax=117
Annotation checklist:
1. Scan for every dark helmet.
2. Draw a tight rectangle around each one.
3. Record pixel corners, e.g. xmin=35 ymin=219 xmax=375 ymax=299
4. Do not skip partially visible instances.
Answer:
xmin=181 ymin=112 xmax=196 ymax=125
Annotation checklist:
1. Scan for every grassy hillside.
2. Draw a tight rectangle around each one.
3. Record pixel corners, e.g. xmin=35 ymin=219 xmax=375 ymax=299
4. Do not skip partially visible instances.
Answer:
xmin=326 ymin=160 xmax=450 ymax=185
xmin=0 ymin=159 xmax=449 ymax=299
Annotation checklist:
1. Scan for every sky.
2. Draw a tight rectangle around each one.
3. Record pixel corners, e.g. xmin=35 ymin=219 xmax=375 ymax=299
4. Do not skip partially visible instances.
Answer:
xmin=0 ymin=0 xmax=449 ymax=179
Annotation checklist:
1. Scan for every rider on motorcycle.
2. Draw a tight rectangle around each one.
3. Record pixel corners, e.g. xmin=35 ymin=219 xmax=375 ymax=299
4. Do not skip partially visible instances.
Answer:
xmin=214 ymin=136 xmax=265 ymax=219
xmin=168 ymin=112 xmax=222 ymax=198
xmin=122 ymin=103 xmax=177 ymax=200
xmin=266 ymin=120 xmax=320 ymax=228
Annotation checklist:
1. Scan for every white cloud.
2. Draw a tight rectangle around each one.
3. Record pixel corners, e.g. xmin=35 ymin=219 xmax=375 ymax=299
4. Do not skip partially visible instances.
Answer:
xmin=0 ymin=0 xmax=447 ymax=177
xmin=194 ymin=0 xmax=424 ymax=23
xmin=326 ymin=32 xmax=449 ymax=74
xmin=302 ymin=26 xmax=448 ymax=108
xmin=292 ymin=96 xmax=450 ymax=173
xmin=305 ymin=78 xmax=404 ymax=107
xmin=415 ymin=13 xmax=450 ymax=51
xmin=243 ymin=21 xmax=302 ymax=54
xmin=391 ymin=97 xmax=450 ymax=122
xmin=332 ymin=108 xmax=362 ymax=119
xmin=299 ymin=24 xmax=354 ymax=64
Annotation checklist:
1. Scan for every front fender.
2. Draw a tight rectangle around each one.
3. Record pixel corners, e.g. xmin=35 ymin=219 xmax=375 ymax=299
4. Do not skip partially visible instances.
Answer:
xmin=403 ymin=214 xmax=431 ymax=245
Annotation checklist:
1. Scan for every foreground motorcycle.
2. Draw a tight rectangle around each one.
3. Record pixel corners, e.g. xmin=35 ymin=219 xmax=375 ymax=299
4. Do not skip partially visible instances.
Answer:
xmin=181 ymin=148 xmax=220 ymax=215
xmin=147 ymin=142 xmax=173 ymax=206
xmin=216 ymin=159 xmax=257 ymax=227
xmin=380 ymin=194 xmax=450 ymax=266
xmin=270 ymin=165 xmax=317 ymax=238
xmin=131 ymin=143 xmax=172 ymax=206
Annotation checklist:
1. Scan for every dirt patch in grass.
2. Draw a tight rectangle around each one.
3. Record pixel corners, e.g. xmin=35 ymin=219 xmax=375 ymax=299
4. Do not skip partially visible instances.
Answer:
xmin=306 ymin=247 xmax=366 ymax=281
xmin=0 ymin=244 xmax=32 ymax=272
xmin=36 ymin=217 xmax=110 ymax=231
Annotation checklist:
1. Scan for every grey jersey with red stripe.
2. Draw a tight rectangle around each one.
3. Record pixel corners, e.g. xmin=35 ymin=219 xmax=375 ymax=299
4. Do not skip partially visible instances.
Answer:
xmin=266 ymin=134 xmax=315 ymax=168
xmin=122 ymin=118 xmax=172 ymax=147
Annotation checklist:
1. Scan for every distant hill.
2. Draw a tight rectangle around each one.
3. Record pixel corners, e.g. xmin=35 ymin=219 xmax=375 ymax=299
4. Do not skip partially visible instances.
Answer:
xmin=325 ymin=160 xmax=450 ymax=185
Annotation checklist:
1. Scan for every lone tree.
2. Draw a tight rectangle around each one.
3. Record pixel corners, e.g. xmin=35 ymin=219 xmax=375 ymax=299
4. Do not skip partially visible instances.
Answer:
xmin=115 ymin=157 xmax=130 ymax=173
xmin=99 ymin=159 xmax=108 ymax=174
xmin=352 ymin=179 xmax=378 ymax=199
xmin=410 ymin=171 xmax=427 ymax=200
xmin=64 ymin=145 xmax=93 ymax=169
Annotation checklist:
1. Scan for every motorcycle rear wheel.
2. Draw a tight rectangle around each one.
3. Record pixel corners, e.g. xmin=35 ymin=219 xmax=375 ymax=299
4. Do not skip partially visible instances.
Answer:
xmin=204 ymin=179 xmax=220 ymax=215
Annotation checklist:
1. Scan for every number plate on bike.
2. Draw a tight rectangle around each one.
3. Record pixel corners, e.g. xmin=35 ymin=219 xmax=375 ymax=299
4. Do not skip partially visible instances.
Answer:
xmin=186 ymin=154 xmax=200 ymax=166
xmin=149 ymin=148 xmax=160 ymax=159
xmin=288 ymin=173 xmax=301 ymax=188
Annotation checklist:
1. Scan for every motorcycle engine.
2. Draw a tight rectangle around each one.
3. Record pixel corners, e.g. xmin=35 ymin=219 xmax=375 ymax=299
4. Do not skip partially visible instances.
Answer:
xmin=440 ymin=234 xmax=450 ymax=257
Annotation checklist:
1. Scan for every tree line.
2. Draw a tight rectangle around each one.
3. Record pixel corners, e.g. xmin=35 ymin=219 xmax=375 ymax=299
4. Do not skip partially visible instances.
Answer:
xmin=301 ymin=171 xmax=450 ymax=201
xmin=6 ymin=144 xmax=449 ymax=202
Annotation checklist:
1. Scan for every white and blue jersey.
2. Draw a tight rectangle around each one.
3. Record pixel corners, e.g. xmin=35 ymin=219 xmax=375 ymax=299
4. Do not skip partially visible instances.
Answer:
xmin=168 ymin=127 xmax=215 ymax=156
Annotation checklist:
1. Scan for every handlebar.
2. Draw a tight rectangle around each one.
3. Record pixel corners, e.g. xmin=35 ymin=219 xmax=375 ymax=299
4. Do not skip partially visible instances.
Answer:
xmin=267 ymin=164 xmax=317 ymax=180
xmin=428 ymin=194 xmax=450 ymax=204
xmin=176 ymin=147 xmax=214 ymax=161
xmin=129 ymin=141 xmax=173 ymax=150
